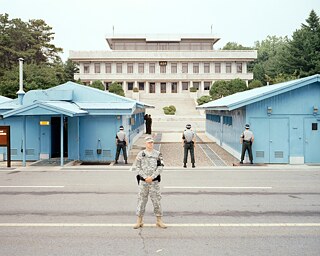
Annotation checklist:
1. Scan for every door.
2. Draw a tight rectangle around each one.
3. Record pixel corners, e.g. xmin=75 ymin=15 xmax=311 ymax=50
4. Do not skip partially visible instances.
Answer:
xmin=304 ymin=118 xmax=320 ymax=163
xmin=51 ymin=117 xmax=68 ymax=158
xmin=149 ymin=82 xmax=155 ymax=93
xmin=250 ymin=118 xmax=269 ymax=163
xmin=269 ymin=118 xmax=289 ymax=163
xmin=171 ymin=82 xmax=177 ymax=93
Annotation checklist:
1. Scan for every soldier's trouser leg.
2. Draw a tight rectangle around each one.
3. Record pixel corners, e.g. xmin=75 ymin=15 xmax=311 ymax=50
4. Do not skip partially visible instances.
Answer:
xmin=248 ymin=144 xmax=253 ymax=162
xmin=136 ymin=182 xmax=149 ymax=217
xmin=240 ymin=144 xmax=246 ymax=162
xmin=190 ymin=145 xmax=195 ymax=164
xmin=121 ymin=145 xmax=127 ymax=161
xmin=115 ymin=145 xmax=121 ymax=161
xmin=149 ymin=182 xmax=163 ymax=217
xmin=183 ymin=144 xmax=189 ymax=164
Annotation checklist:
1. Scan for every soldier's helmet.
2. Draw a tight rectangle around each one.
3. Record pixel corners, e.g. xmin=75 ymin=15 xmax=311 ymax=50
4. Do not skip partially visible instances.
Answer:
xmin=245 ymin=124 xmax=250 ymax=129
xmin=186 ymin=124 xmax=191 ymax=129
xmin=119 ymin=125 xmax=124 ymax=130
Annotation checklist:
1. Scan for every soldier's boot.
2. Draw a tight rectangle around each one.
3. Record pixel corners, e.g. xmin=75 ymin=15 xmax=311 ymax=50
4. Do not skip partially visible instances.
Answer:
xmin=156 ymin=217 xmax=167 ymax=229
xmin=133 ymin=216 xmax=144 ymax=229
xmin=192 ymin=163 xmax=196 ymax=168
xmin=183 ymin=163 xmax=187 ymax=168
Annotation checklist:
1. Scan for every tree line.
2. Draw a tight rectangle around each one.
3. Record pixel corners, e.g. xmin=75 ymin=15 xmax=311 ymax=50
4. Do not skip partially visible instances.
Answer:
xmin=0 ymin=10 xmax=319 ymax=99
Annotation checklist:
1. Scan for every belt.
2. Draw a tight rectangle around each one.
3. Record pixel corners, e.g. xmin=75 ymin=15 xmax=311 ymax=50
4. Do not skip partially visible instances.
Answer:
xmin=243 ymin=140 xmax=251 ymax=143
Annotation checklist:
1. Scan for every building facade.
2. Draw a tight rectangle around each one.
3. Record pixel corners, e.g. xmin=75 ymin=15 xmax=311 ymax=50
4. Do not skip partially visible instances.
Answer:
xmin=198 ymin=75 xmax=320 ymax=164
xmin=69 ymin=34 xmax=257 ymax=97
xmin=0 ymin=82 xmax=151 ymax=165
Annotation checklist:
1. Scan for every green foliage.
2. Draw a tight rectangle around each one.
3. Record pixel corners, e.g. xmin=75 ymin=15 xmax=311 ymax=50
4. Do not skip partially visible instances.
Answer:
xmin=229 ymin=78 xmax=247 ymax=94
xmin=197 ymin=95 xmax=212 ymax=105
xmin=109 ymin=82 xmax=125 ymax=96
xmin=90 ymin=80 xmax=104 ymax=91
xmin=163 ymin=105 xmax=176 ymax=115
xmin=222 ymin=42 xmax=253 ymax=50
xmin=0 ymin=63 xmax=60 ymax=98
xmin=189 ymin=87 xmax=197 ymax=92
xmin=209 ymin=80 xmax=230 ymax=100
xmin=248 ymin=79 xmax=263 ymax=89
xmin=133 ymin=87 xmax=139 ymax=92
xmin=265 ymin=73 xmax=299 ymax=85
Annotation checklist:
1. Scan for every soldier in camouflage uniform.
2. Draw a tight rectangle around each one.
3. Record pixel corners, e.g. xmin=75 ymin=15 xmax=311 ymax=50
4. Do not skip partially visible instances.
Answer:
xmin=133 ymin=136 xmax=167 ymax=229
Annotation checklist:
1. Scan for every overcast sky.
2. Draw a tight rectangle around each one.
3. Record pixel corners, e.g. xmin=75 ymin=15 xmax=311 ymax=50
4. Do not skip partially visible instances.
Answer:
xmin=1 ymin=0 xmax=320 ymax=60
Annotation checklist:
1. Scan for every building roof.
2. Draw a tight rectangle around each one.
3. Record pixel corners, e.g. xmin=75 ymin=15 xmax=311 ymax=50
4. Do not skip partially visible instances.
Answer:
xmin=197 ymin=74 xmax=320 ymax=111
xmin=0 ymin=95 xmax=11 ymax=103
xmin=0 ymin=81 xmax=153 ymax=118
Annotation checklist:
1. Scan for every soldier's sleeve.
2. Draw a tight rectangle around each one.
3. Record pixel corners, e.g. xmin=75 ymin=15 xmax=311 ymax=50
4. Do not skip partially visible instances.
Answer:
xmin=151 ymin=152 xmax=163 ymax=179
xmin=136 ymin=152 xmax=147 ymax=179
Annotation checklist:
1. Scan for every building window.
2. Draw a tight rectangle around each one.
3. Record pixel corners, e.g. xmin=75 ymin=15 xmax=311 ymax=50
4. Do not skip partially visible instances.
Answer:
xmin=204 ymin=82 xmax=211 ymax=90
xmin=171 ymin=63 xmax=177 ymax=73
xmin=127 ymin=82 xmax=133 ymax=90
xmin=138 ymin=82 xmax=145 ymax=90
xmin=215 ymin=63 xmax=221 ymax=73
xmin=161 ymin=83 xmax=166 ymax=93
xmin=193 ymin=82 xmax=199 ymax=90
xmin=105 ymin=63 xmax=111 ymax=73
xmin=127 ymin=63 xmax=133 ymax=74
xmin=160 ymin=65 xmax=166 ymax=73
xmin=204 ymin=63 xmax=210 ymax=73
xmin=84 ymin=63 xmax=90 ymax=74
xmin=226 ymin=63 xmax=232 ymax=73
xmin=182 ymin=82 xmax=188 ymax=90
xmin=149 ymin=63 xmax=155 ymax=73
xmin=94 ymin=63 xmax=101 ymax=73
xmin=182 ymin=63 xmax=188 ymax=73
xmin=116 ymin=63 xmax=122 ymax=73
xmin=237 ymin=63 xmax=243 ymax=73
xmin=193 ymin=63 xmax=199 ymax=74
xmin=223 ymin=116 xmax=233 ymax=126
xmin=138 ymin=63 xmax=144 ymax=74
xmin=207 ymin=114 xmax=220 ymax=123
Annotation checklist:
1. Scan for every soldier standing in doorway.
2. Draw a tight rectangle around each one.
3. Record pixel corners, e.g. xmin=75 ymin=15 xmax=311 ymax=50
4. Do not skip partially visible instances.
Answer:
xmin=240 ymin=124 xmax=254 ymax=164
xmin=144 ymin=114 xmax=148 ymax=134
xmin=182 ymin=124 xmax=196 ymax=168
xmin=115 ymin=125 xmax=128 ymax=164
xmin=134 ymin=136 xmax=167 ymax=229
xmin=146 ymin=114 xmax=152 ymax=134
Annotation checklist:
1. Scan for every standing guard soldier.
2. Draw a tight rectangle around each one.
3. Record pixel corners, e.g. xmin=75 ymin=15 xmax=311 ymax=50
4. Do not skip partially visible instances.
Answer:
xmin=182 ymin=124 xmax=196 ymax=168
xmin=134 ymin=136 xmax=167 ymax=229
xmin=115 ymin=125 xmax=128 ymax=164
xmin=240 ymin=124 xmax=254 ymax=164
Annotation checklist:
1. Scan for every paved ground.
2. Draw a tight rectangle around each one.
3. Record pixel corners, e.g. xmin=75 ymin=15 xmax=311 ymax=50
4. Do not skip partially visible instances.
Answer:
xmin=0 ymin=166 xmax=319 ymax=255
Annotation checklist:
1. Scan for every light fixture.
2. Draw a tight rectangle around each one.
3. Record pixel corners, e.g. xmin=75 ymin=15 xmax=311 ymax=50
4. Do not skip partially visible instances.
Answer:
xmin=267 ymin=106 xmax=272 ymax=115
xmin=313 ymin=105 xmax=318 ymax=115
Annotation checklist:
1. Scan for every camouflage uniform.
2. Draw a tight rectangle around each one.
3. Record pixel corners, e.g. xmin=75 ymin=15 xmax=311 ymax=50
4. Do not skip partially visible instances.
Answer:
xmin=135 ymin=149 xmax=164 ymax=217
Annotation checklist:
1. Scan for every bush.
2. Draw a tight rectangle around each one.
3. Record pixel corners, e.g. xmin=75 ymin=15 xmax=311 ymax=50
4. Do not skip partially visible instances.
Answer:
xmin=109 ymin=82 xmax=125 ymax=96
xmin=197 ymin=95 xmax=212 ymax=105
xmin=163 ymin=105 xmax=176 ymax=115
xmin=248 ymin=79 xmax=263 ymax=89
xmin=90 ymin=80 xmax=105 ymax=91
xmin=133 ymin=87 xmax=139 ymax=92
xmin=190 ymin=87 xmax=197 ymax=92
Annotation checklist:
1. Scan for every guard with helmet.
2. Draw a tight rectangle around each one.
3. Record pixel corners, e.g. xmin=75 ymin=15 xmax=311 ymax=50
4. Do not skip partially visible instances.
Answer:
xmin=182 ymin=124 xmax=196 ymax=168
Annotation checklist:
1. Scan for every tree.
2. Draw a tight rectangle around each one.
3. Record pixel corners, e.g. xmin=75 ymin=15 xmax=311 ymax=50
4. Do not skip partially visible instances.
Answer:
xmin=209 ymin=80 xmax=230 ymax=100
xmin=229 ymin=78 xmax=247 ymax=94
xmin=248 ymin=79 xmax=263 ymax=89
xmin=280 ymin=10 xmax=320 ymax=77
xmin=90 ymin=80 xmax=105 ymax=91
xmin=222 ymin=42 xmax=253 ymax=50
xmin=0 ymin=63 xmax=60 ymax=98
xmin=109 ymin=82 xmax=125 ymax=96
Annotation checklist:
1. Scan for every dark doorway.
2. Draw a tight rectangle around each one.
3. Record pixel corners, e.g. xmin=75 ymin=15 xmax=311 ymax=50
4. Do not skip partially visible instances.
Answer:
xmin=51 ymin=117 xmax=68 ymax=158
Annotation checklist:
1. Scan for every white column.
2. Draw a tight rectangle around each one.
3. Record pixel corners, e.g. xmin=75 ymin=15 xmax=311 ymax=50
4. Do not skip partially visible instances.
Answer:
xmin=178 ymin=81 xmax=182 ymax=93
xmin=123 ymin=81 xmax=127 ymax=93
xmin=134 ymin=81 xmax=138 ymax=88
xmin=190 ymin=81 xmax=193 ymax=89
xmin=200 ymin=81 xmax=205 ymax=93
xmin=145 ymin=81 xmax=149 ymax=94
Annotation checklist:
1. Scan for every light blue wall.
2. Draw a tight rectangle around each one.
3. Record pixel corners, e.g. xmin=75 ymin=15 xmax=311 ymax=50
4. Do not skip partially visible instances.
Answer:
xmin=205 ymin=81 xmax=320 ymax=163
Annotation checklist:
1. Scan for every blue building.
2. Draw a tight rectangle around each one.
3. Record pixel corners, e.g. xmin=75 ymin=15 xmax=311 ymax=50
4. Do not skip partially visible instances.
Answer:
xmin=0 ymin=82 xmax=152 ymax=165
xmin=198 ymin=75 xmax=320 ymax=164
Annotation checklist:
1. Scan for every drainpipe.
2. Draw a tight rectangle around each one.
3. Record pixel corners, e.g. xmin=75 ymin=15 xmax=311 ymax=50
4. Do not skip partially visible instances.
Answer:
xmin=17 ymin=58 xmax=25 ymax=105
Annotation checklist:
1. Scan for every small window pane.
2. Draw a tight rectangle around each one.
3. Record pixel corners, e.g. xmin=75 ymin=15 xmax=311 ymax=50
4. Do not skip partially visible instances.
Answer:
xmin=312 ymin=123 xmax=318 ymax=130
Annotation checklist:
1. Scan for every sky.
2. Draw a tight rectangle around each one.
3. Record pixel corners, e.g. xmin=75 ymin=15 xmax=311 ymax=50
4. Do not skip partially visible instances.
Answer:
xmin=1 ymin=0 xmax=320 ymax=61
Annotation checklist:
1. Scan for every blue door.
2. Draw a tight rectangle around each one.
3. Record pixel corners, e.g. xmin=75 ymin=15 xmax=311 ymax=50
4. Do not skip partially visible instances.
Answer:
xmin=250 ymin=118 xmax=269 ymax=163
xmin=269 ymin=118 xmax=289 ymax=163
xmin=304 ymin=118 xmax=320 ymax=163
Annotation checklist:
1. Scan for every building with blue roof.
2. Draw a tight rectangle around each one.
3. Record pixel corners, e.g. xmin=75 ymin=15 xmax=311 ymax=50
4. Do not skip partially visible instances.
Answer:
xmin=0 ymin=81 xmax=152 ymax=166
xmin=198 ymin=75 xmax=320 ymax=164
